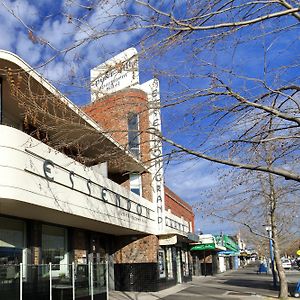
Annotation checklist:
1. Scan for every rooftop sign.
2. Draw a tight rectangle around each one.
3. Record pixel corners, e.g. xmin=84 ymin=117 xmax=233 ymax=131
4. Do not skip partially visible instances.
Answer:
xmin=90 ymin=48 xmax=139 ymax=101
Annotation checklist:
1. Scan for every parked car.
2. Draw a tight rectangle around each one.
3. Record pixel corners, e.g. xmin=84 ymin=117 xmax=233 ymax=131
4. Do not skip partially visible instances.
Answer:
xmin=281 ymin=259 xmax=292 ymax=269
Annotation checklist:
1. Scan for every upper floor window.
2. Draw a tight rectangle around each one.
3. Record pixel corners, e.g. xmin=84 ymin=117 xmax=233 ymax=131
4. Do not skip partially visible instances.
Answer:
xmin=128 ymin=112 xmax=140 ymax=157
xmin=130 ymin=173 xmax=142 ymax=196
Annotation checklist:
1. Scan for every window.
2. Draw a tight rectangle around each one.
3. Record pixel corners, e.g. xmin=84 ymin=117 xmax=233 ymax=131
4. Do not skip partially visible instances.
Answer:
xmin=0 ymin=217 xmax=25 ymax=266
xmin=166 ymin=247 xmax=174 ymax=278
xmin=128 ymin=113 xmax=140 ymax=157
xmin=129 ymin=173 xmax=142 ymax=196
xmin=42 ymin=225 xmax=68 ymax=276
xmin=182 ymin=249 xmax=189 ymax=276
xmin=158 ymin=249 xmax=166 ymax=278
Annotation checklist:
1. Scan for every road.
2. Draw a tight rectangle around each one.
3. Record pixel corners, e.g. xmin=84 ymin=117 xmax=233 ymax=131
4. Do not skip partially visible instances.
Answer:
xmin=162 ymin=264 xmax=299 ymax=299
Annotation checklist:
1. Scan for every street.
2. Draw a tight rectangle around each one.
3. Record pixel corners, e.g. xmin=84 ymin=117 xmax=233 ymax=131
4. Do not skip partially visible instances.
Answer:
xmin=110 ymin=263 xmax=300 ymax=300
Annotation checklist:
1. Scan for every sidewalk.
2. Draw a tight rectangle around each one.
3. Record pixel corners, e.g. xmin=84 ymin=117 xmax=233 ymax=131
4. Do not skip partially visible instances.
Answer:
xmin=109 ymin=283 xmax=189 ymax=300
xmin=109 ymin=264 xmax=299 ymax=300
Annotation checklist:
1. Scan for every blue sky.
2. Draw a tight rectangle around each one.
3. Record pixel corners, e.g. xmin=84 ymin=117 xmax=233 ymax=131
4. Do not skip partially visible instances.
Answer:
xmin=0 ymin=0 xmax=299 ymax=236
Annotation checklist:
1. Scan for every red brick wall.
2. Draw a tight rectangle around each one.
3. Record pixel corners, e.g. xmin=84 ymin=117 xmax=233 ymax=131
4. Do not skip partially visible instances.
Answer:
xmin=164 ymin=186 xmax=195 ymax=232
xmin=83 ymin=88 xmax=153 ymax=201
xmin=83 ymin=88 xmax=151 ymax=162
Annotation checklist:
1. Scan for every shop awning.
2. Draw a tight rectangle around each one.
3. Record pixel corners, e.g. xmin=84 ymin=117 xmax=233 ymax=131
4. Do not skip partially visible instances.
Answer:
xmin=190 ymin=243 xmax=216 ymax=251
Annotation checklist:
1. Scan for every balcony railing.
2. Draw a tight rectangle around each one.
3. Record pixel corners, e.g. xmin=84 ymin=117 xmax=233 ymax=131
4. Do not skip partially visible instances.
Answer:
xmin=0 ymin=262 xmax=108 ymax=300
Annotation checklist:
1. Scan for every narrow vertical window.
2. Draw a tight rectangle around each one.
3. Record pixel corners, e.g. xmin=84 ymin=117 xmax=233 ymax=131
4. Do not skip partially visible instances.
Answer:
xmin=158 ymin=248 xmax=166 ymax=278
xmin=129 ymin=173 xmax=142 ymax=196
xmin=128 ymin=112 xmax=140 ymax=157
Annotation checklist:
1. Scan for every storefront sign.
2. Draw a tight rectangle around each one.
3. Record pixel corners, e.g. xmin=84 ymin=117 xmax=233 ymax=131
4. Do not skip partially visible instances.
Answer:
xmin=90 ymin=48 xmax=139 ymax=101
xmin=25 ymin=151 xmax=153 ymax=222
xmin=159 ymin=235 xmax=177 ymax=246
xmin=140 ymin=79 xmax=165 ymax=232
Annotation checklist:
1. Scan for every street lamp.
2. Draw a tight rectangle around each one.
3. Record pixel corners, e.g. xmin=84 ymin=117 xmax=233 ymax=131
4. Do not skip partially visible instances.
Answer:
xmin=264 ymin=225 xmax=277 ymax=288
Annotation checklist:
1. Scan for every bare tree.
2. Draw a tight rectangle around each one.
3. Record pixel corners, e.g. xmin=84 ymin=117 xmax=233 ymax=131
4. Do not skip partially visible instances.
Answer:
xmin=1 ymin=0 xmax=300 ymax=181
xmin=1 ymin=1 xmax=300 ymax=298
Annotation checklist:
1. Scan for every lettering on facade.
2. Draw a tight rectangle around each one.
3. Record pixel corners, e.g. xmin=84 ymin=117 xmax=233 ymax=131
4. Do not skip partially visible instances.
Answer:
xmin=26 ymin=154 xmax=154 ymax=222
xmin=165 ymin=216 xmax=189 ymax=233
xmin=141 ymin=79 xmax=165 ymax=231
xmin=91 ymin=48 xmax=139 ymax=101
xmin=43 ymin=159 xmax=54 ymax=181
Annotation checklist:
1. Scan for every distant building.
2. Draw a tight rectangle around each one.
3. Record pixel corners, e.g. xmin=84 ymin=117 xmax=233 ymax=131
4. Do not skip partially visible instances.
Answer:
xmin=190 ymin=234 xmax=240 ymax=275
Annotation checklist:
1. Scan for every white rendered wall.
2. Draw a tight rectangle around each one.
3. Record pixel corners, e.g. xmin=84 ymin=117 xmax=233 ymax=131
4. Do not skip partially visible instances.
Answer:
xmin=0 ymin=125 xmax=191 ymax=238
xmin=0 ymin=125 xmax=156 ymax=235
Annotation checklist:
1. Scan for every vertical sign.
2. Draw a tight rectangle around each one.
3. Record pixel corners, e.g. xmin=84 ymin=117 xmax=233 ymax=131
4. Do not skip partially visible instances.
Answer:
xmin=140 ymin=79 xmax=165 ymax=232
xmin=90 ymin=48 xmax=139 ymax=102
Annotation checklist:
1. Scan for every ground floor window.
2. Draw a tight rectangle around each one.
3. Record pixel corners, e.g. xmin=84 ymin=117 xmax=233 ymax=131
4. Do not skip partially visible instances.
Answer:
xmin=41 ymin=224 xmax=68 ymax=277
xmin=0 ymin=216 xmax=25 ymax=265
xmin=166 ymin=247 xmax=174 ymax=279
xmin=158 ymin=248 xmax=166 ymax=278
xmin=182 ymin=249 xmax=189 ymax=276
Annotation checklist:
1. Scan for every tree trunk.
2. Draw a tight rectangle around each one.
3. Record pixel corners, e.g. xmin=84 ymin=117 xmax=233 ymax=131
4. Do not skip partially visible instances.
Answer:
xmin=272 ymin=223 xmax=289 ymax=299
xmin=268 ymin=170 xmax=289 ymax=300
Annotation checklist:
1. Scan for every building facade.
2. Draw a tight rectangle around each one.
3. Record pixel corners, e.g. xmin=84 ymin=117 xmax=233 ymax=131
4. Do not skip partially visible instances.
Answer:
xmin=190 ymin=234 xmax=240 ymax=276
xmin=0 ymin=49 xmax=196 ymax=299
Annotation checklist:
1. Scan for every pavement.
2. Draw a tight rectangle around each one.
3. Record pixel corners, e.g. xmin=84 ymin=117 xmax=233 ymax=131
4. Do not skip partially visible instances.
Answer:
xmin=109 ymin=263 xmax=300 ymax=300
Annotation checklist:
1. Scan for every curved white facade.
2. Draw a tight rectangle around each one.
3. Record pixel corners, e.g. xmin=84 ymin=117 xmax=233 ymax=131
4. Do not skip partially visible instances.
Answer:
xmin=0 ymin=125 xmax=157 ymax=235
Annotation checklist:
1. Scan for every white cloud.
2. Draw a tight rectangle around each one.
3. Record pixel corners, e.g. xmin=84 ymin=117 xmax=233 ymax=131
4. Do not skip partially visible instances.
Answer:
xmin=15 ymin=31 xmax=42 ymax=65
xmin=0 ymin=23 xmax=16 ymax=49
xmin=39 ymin=18 xmax=75 ymax=49
xmin=0 ymin=0 xmax=39 ymax=51
xmin=43 ymin=61 xmax=66 ymax=82
xmin=165 ymin=159 xmax=220 ymax=202
xmin=9 ymin=0 xmax=39 ymax=24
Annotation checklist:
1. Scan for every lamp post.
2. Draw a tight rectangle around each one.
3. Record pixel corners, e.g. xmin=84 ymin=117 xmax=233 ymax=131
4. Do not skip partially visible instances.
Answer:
xmin=264 ymin=225 xmax=277 ymax=288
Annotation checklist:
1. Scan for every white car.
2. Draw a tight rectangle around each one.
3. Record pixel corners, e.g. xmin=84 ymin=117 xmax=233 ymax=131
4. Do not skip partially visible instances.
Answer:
xmin=281 ymin=259 xmax=292 ymax=269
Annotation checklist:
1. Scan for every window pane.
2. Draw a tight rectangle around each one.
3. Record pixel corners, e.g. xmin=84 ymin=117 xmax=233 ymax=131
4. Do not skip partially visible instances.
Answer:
xmin=158 ymin=249 xmax=166 ymax=278
xmin=42 ymin=225 xmax=67 ymax=272
xmin=130 ymin=188 xmax=140 ymax=196
xmin=130 ymin=173 xmax=141 ymax=196
xmin=0 ymin=217 xmax=24 ymax=265
xmin=128 ymin=113 xmax=140 ymax=156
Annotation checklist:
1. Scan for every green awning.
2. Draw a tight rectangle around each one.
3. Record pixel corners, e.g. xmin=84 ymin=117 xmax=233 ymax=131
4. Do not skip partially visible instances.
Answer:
xmin=190 ymin=243 xmax=216 ymax=251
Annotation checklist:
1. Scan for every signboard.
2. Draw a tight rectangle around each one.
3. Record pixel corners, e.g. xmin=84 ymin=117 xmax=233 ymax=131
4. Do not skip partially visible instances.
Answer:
xmin=90 ymin=48 xmax=139 ymax=101
xmin=190 ymin=243 xmax=216 ymax=251
xmin=25 ymin=150 xmax=154 ymax=223
xmin=140 ymin=79 xmax=165 ymax=232
xmin=159 ymin=235 xmax=177 ymax=246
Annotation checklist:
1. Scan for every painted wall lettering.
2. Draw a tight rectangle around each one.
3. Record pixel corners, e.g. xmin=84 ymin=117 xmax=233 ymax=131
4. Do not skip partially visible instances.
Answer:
xmin=90 ymin=48 xmax=139 ymax=101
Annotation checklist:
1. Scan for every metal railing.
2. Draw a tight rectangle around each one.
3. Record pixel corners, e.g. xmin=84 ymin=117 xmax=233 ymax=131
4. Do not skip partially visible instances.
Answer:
xmin=0 ymin=261 xmax=108 ymax=300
